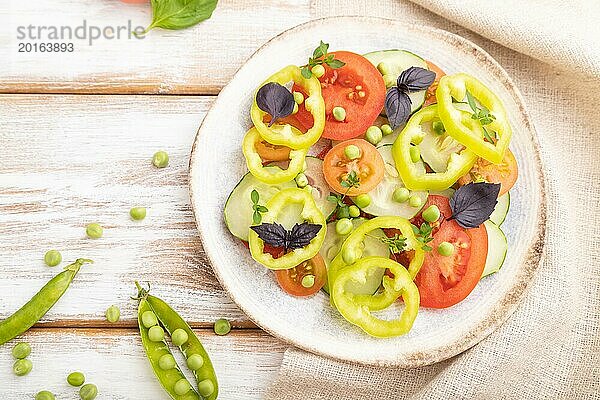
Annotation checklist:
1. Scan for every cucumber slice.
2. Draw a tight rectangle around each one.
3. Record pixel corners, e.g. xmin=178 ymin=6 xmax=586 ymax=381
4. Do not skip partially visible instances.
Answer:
xmin=303 ymin=156 xmax=337 ymax=219
xmin=419 ymin=120 xmax=465 ymax=173
xmin=482 ymin=220 xmax=507 ymax=278
xmin=353 ymin=145 xmax=428 ymax=218
xmin=320 ymin=218 xmax=389 ymax=295
xmin=363 ymin=49 xmax=428 ymax=113
xmin=489 ymin=192 xmax=510 ymax=226
xmin=223 ymin=169 xmax=296 ymax=241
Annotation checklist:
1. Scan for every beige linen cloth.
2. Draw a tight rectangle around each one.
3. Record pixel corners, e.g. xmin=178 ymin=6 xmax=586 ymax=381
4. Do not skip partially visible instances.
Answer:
xmin=265 ymin=1 xmax=600 ymax=398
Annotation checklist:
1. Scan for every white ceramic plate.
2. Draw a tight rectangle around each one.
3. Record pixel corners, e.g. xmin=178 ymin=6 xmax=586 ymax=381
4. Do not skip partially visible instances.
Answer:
xmin=189 ymin=16 xmax=546 ymax=367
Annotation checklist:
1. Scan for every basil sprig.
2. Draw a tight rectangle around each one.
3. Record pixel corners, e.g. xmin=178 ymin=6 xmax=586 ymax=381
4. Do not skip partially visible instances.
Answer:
xmin=255 ymin=82 xmax=295 ymax=127
xmin=300 ymin=41 xmax=346 ymax=79
xmin=250 ymin=222 xmax=322 ymax=251
xmin=449 ymin=182 xmax=501 ymax=228
xmin=385 ymin=66 xmax=436 ymax=129
xmin=140 ymin=0 xmax=218 ymax=34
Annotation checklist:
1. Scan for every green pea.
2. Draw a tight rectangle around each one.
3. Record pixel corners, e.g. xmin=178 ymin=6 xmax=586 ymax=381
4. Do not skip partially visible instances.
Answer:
xmin=148 ymin=325 xmax=165 ymax=342
xmin=311 ymin=64 xmax=325 ymax=78
xmin=129 ymin=207 xmax=147 ymax=221
xmin=79 ymin=383 xmax=98 ymax=400
xmin=214 ymin=318 xmax=231 ymax=336
xmin=438 ymin=241 xmax=455 ymax=257
xmin=105 ymin=305 xmax=120 ymax=323
xmin=293 ymin=91 xmax=304 ymax=104
xmin=186 ymin=354 xmax=204 ymax=371
xmin=332 ymin=106 xmax=346 ymax=122
xmin=141 ymin=310 xmax=158 ymax=328
xmin=295 ymin=173 xmax=309 ymax=188
xmin=336 ymin=218 xmax=353 ymax=235
xmin=35 ymin=391 xmax=55 ymax=400
xmin=342 ymin=247 xmax=358 ymax=265
xmin=158 ymin=354 xmax=176 ymax=370
xmin=152 ymin=150 xmax=169 ymax=168
xmin=44 ymin=250 xmax=62 ymax=267
xmin=393 ymin=187 xmax=410 ymax=203
xmin=301 ymin=274 xmax=315 ymax=288
xmin=174 ymin=379 xmax=191 ymax=395
xmin=171 ymin=328 xmax=189 ymax=346
xmin=67 ymin=371 xmax=86 ymax=387
xmin=86 ymin=223 xmax=103 ymax=239
xmin=13 ymin=358 xmax=32 ymax=376
xmin=432 ymin=120 xmax=445 ymax=135
xmin=382 ymin=74 xmax=396 ymax=88
xmin=354 ymin=194 xmax=371 ymax=209
xmin=381 ymin=124 xmax=393 ymax=136
xmin=344 ymin=144 xmax=360 ymax=160
xmin=12 ymin=342 xmax=31 ymax=359
xmin=348 ymin=205 xmax=360 ymax=218
xmin=337 ymin=206 xmax=350 ymax=219
xmin=409 ymin=195 xmax=423 ymax=208
xmin=198 ymin=379 xmax=215 ymax=397
xmin=409 ymin=146 xmax=421 ymax=163
xmin=291 ymin=102 xmax=299 ymax=115
xmin=376 ymin=62 xmax=392 ymax=75
xmin=364 ymin=126 xmax=382 ymax=146
xmin=422 ymin=205 xmax=441 ymax=223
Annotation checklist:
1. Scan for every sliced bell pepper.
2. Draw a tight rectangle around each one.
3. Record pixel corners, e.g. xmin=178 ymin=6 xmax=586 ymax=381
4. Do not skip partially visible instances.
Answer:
xmin=250 ymin=65 xmax=325 ymax=150
xmin=436 ymin=73 xmax=512 ymax=164
xmin=242 ymin=127 xmax=307 ymax=184
xmin=393 ymin=105 xmax=478 ymax=191
xmin=331 ymin=256 xmax=420 ymax=338
xmin=248 ymin=188 xmax=326 ymax=270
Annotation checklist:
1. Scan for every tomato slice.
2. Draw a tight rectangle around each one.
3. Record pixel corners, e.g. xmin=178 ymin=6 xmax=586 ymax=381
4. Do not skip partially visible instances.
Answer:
xmin=410 ymin=194 xmax=452 ymax=233
xmin=322 ymin=139 xmax=385 ymax=196
xmin=254 ymin=138 xmax=291 ymax=162
xmin=275 ymin=254 xmax=327 ymax=296
xmin=458 ymin=149 xmax=518 ymax=196
xmin=415 ymin=220 xmax=488 ymax=308
xmin=294 ymin=51 xmax=386 ymax=140
xmin=423 ymin=61 xmax=446 ymax=107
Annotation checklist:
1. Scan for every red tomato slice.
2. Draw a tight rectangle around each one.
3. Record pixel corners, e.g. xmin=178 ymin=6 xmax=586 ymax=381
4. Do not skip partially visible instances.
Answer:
xmin=410 ymin=194 xmax=453 ymax=233
xmin=294 ymin=51 xmax=386 ymax=140
xmin=275 ymin=254 xmax=327 ymax=296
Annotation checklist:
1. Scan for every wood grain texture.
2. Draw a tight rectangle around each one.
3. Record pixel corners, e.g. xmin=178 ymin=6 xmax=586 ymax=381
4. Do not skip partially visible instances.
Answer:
xmin=0 ymin=328 xmax=285 ymax=399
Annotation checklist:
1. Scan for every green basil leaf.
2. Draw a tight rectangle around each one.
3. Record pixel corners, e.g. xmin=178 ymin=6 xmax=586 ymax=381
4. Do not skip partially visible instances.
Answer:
xmin=326 ymin=59 xmax=345 ymax=69
xmin=250 ymin=189 xmax=259 ymax=204
xmin=301 ymin=66 xmax=312 ymax=79
xmin=145 ymin=0 xmax=218 ymax=33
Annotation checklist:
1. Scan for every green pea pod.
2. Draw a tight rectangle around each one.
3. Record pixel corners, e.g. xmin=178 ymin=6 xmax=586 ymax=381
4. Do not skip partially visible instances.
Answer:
xmin=0 ymin=258 xmax=93 ymax=346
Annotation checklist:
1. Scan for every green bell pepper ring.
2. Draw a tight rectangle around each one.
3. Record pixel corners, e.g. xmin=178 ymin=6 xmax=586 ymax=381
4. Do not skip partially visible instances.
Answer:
xmin=242 ymin=127 xmax=307 ymax=184
xmin=393 ymin=105 xmax=478 ymax=191
xmin=250 ymin=65 xmax=325 ymax=150
xmin=436 ymin=73 xmax=512 ymax=164
xmin=248 ymin=188 xmax=326 ymax=270
xmin=331 ymin=256 xmax=420 ymax=338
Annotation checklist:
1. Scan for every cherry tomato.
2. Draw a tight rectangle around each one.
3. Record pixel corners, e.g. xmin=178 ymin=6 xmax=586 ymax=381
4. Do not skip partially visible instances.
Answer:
xmin=294 ymin=51 xmax=386 ymax=140
xmin=322 ymin=139 xmax=384 ymax=196
xmin=254 ymin=137 xmax=291 ymax=162
xmin=458 ymin=149 xmax=518 ymax=196
xmin=275 ymin=254 xmax=327 ymax=296
xmin=423 ymin=61 xmax=446 ymax=106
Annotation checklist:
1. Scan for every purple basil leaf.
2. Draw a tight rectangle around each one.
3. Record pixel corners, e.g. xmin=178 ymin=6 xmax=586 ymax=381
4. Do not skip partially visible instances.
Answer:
xmin=449 ymin=182 xmax=501 ymax=228
xmin=250 ymin=222 xmax=288 ymax=248
xmin=397 ymin=67 xmax=436 ymax=92
xmin=287 ymin=222 xmax=322 ymax=250
xmin=255 ymin=82 xmax=295 ymax=127
xmin=385 ymin=88 xmax=412 ymax=129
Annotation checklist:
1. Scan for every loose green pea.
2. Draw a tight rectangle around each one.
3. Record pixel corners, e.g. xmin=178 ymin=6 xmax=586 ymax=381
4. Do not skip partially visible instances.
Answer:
xmin=86 ymin=223 xmax=103 ymax=239
xmin=293 ymin=91 xmax=304 ymax=104
xmin=381 ymin=124 xmax=393 ymax=136
xmin=174 ymin=379 xmax=191 ymax=395
xmin=295 ymin=173 xmax=309 ymax=188
xmin=342 ymin=247 xmax=358 ymax=265
xmin=336 ymin=218 xmax=353 ymax=235
xmin=376 ymin=62 xmax=392 ymax=75
xmin=214 ymin=318 xmax=231 ymax=336
xmin=422 ymin=205 xmax=441 ymax=223
xmin=130 ymin=207 xmax=147 ymax=221
xmin=141 ymin=310 xmax=158 ymax=328
xmin=187 ymin=354 xmax=204 ymax=371
xmin=365 ymin=126 xmax=383 ymax=145
xmin=409 ymin=146 xmax=421 ymax=163
xmin=35 ymin=391 xmax=55 ymax=400
xmin=438 ymin=241 xmax=455 ymax=257
xmin=432 ymin=120 xmax=445 ymax=135
xmin=291 ymin=103 xmax=299 ymax=115
xmin=148 ymin=325 xmax=165 ymax=342
xmin=409 ymin=195 xmax=423 ymax=208
xmin=105 ymin=305 xmax=120 ymax=323
xmin=79 ymin=383 xmax=98 ymax=400
xmin=311 ymin=64 xmax=325 ymax=78
xmin=67 ymin=371 xmax=86 ymax=387
xmin=152 ymin=150 xmax=169 ymax=168
xmin=171 ymin=328 xmax=189 ymax=346
xmin=158 ymin=354 xmax=176 ymax=370
xmin=44 ymin=250 xmax=62 ymax=267
xmin=348 ymin=205 xmax=360 ymax=218
xmin=393 ymin=187 xmax=410 ymax=203
xmin=382 ymin=74 xmax=396 ymax=88
xmin=198 ymin=379 xmax=215 ymax=397
xmin=301 ymin=274 xmax=315 ymax=288
xmin=12 ymin=342 xmax=31 ymax=359
xmin=344 ymin=144 xmax=360 ymax=160
xmin=333 ymin=106 xmax=346 ymax=122
xmin=13 ymin=359 xmax=32 ymax=376
xmin=354 ymin=194 xmax=371 ymax=209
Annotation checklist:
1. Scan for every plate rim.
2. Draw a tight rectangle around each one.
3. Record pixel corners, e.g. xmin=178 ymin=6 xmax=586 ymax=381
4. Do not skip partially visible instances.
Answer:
xmin=189 ymin=15 xmax=548 ymax=367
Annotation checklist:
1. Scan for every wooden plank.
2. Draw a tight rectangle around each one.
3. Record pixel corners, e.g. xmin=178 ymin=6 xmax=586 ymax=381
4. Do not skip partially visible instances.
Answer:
xmin=0 ymin=94 xmax=257 ymax=326
xmin=0 ymin=328 xmax=286 ymax=399
xmin=1 ymin=0 xmax=312 ymax=94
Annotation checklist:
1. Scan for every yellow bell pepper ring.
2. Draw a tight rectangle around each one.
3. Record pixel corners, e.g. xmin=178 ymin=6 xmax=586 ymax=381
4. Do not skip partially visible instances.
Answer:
xmin=436 ymin=73 xmax=512 ymax=164
xmin=250 ymin=65 xmax=325 ymax=150
xmin=331 ymin=256 xmax=420 ymax=338
xmin=248 ymin=188 xmax=326 ymax=270
xmin=242 ymin=127 xmax=307 ymax=184
xmin=392 ymin=105 xmax=478 ymax=191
